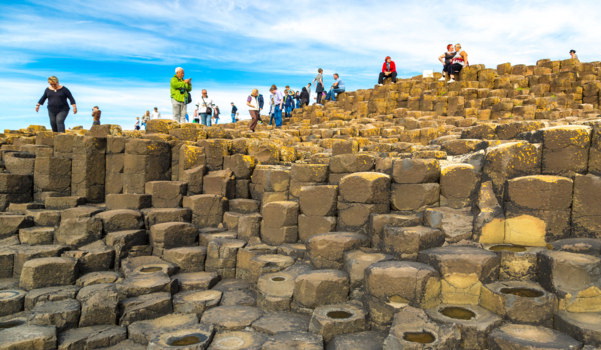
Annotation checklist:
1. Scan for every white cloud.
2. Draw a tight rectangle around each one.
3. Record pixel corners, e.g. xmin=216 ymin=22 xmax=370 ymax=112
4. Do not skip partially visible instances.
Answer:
xmin=0 ymin=78 xmax=264 ymax=130
xmin=2 ymin=0 xmax=601 ymax=130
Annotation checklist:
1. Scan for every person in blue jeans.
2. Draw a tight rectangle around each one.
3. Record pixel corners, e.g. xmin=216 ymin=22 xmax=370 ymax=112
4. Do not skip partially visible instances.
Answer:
xmin=325 ymin=73 xmax=345 ymax=101
xmin=230 ymin=102 xmax=238 ymax=123
xmin=197 ymin=89 xmax=214 ymax=126
xmin=269 ymin=84 xmax=284 ymax=127
xmin=284 ymin=90 xmax=295 ymax=118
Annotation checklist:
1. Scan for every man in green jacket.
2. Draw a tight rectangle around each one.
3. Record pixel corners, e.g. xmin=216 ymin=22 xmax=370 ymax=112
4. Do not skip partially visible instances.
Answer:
xmin=170 ymin=67 xmax=192 ymax=123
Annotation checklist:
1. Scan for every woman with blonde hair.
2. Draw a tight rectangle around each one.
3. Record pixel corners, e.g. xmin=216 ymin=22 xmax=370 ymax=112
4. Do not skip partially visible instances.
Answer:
xmin=35 ymin=76 xmax=77 ymax=132
xmin=246 ymin=89 xmax=261 ymax=132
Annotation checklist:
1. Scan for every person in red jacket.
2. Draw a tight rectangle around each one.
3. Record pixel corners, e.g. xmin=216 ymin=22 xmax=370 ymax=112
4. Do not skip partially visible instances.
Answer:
xmin=378 ymin=56 xmax=397 ymax=85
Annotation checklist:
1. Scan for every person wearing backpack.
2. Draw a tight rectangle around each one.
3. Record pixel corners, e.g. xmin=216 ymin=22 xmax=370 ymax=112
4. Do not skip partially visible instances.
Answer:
xmin=170 ymin=67 xmax=192 ymax=123
xmin=283 ymin=90 xmax=295 ymax=118
xmin=269 ymin=85 xmax=284 ymax=127
xmin=247 ymin=89 xmax=261 ymax=132
xmin=196 ymin=89 xmax=214 ymax=126
xmin=300 ymin=83 xmax=311 ymax=107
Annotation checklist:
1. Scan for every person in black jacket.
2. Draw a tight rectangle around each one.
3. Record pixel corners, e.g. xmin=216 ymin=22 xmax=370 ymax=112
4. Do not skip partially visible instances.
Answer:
xmin=35 ymin=76 xmax=77 ymax=132
xmin=300 ymin=83 xmax=311 ymax=107
xmin=230 ymin=102 xmax=238 ymax=123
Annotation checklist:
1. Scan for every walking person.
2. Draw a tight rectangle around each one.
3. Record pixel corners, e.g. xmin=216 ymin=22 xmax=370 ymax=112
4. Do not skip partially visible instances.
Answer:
xmin=325 ymin=73 xmax=345 ymax=101
xmin=197 ymin=89 xmax=214 ymax=126
xmin=378 ymin=56 xmax=398 ymax=85
xmin=269 ymin=85 xmax=284 ymax=127
xmin=170 ymin=67 xmax=192 ymax=123
xmin=230 ymin=102 xmax=238 ymax=123
xmin=92 ymin=106 xmax=101 ymax=126
xmin=213 ymin=105 xmax=220 ymax=124
xmin=35 ymin=76 xmax=77 ymax=133
xmin=313 ymin=68 xmax=324 ymax=105
xmin=438 ymin=44 xmax=455 ymax=81
xmin=247 ymin=89 xmax=261 ymax=132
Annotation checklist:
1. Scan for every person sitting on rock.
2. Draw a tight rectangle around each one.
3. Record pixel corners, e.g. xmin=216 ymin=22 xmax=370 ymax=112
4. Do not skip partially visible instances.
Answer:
xmin=438 ymin=44 xmax=455 ymax=81
xmin=325 ymin=73 xmax=345 ymax=101
xmin=570 ymin=49 xmax=579 ymax=61
xmin=378 ymin=56 xmax=397 ymax=85
xmin=447 ymin=43 xmax=469 ymax=83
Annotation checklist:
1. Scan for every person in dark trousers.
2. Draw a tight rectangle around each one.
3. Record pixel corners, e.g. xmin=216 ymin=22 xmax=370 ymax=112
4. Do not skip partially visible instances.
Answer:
xmin=247 ymin=89 xmax=260 ymax=132
xmin=230 ymin=102 xmax=238 ymax=123
xmin=300 ymin=83 xmax=311 ymax=107
xmin=92 ymin=106 xmax=101 ymax=126
xmin=378 ymin=56 xmax=397 ymax=85
xmin=35 ymin=76 xmax=77 ymax=132
xmin=438 ymin=44 xmax=455 ymax=81
xmin=313 ymin=68 xmax=324 ymax=105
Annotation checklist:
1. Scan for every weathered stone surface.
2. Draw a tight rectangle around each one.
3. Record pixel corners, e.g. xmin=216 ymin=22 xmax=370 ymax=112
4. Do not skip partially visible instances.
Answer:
xmin=201 ymin=305 xmax=262 ymax=331
xmin=307 ymin=232 xmax=369 ymax=269
xmin=95 ymin=209 xmax=144 ymax=233
xmin=440 ymin=164 xmax=479 ymax=208
xmin=0 ymin=325 xmax=57 ymax=350
xmin=183 ymin=194 xmax=227 ymax=227
xmin=19 ymin=257 xmax=77 ymax=290
xmin=309 ymin=303 xmax=366 ymax=342
xmin=488 ymin=323 xmax=581 ymax=350
xmin=339 ymin=172 xmax=390 ymax=204
xmin=392 ymin=158 xmax=440 ymax=184
xmin=299 ymin=185 xmax=337 ymax=216
xmin=293 ymin=270 xmax=349 ymax=309
xmin=542 ymin=125 xmax=591 ymax=176
xmin=55 ymin=217 xmax=103 ymax=247
xmin=365 ymin=260 xmax=440 ymax=308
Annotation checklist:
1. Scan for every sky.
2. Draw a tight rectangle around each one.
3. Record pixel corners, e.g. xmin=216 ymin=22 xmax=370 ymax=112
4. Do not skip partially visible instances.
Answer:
xmin=0 ymin=0 xmax=599 ymax=130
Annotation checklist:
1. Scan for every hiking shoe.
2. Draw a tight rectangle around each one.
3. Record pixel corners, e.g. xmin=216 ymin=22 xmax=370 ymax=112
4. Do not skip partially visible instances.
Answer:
xmin=447 ymin=79 xmax=455 ymax=83
xmin=438 ymin=77 xmax=446 ymax=81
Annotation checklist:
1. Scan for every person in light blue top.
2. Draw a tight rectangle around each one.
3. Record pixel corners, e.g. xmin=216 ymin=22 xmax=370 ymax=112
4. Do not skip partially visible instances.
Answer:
xmin=325 ymin=73 xmax=345 ymax=101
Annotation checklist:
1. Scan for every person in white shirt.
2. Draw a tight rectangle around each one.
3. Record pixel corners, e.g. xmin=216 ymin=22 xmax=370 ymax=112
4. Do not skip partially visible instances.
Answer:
xmin=196 ymin=89 xmax=214 ymax=126
xmin=151 ymin=107 xmax=161 ymax=119
xmin=246 ymin=88 xmax=260 ymax=132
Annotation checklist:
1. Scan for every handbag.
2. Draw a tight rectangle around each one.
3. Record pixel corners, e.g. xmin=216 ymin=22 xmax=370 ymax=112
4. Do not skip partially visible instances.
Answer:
xmin=202 ymin=97 xmax=212 ymax=114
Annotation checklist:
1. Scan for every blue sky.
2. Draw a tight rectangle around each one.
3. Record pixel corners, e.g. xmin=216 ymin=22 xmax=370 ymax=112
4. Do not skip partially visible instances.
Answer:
xmin=0 ymin=0 xmax=597 ymax=130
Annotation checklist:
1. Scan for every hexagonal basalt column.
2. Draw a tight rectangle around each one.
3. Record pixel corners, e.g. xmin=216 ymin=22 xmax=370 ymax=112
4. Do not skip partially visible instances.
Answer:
xmin=481 ymin=280 xmax=556 ymax=327
xmin=308 ymin=303 xmax=366 ymax=342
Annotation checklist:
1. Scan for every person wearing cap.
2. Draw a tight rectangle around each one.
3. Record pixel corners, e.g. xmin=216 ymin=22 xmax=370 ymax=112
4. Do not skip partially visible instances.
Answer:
xmin=378 ymin=56 xmax=397 ymax=85
xmin=230 ymin=102 xmax=238 ymax=123
xmin=92 ymin=106 xmax=101 ymax=126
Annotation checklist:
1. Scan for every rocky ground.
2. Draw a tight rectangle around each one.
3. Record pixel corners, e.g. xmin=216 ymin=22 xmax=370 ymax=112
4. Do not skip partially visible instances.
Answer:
xmin=1 ymin=57 xmax=601 ymax=349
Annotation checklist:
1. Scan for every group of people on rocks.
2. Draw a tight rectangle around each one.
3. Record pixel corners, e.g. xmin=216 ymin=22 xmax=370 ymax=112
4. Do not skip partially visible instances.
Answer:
xmin=35 ymin=47 xmax=580 ymax=133
xmin=438 ymin=43 xmax=469 ymax=83
xmin=135 ymin=107 xmax=161 ymax=130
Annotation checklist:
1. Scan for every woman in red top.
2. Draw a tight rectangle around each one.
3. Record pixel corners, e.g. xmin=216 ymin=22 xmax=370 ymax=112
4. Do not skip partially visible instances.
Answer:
xmin=378 ymin=56 xmax=397 ymax=85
